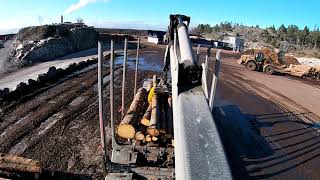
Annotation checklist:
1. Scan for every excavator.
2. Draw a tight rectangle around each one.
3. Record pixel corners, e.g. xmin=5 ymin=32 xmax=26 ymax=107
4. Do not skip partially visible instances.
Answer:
xmin=0 ymin=14 xmax=232 ymax=180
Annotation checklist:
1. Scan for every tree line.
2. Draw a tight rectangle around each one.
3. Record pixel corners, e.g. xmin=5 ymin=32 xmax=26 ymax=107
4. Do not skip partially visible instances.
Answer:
xmin=191 ymin=22 xmax=320 ymax=49
xmin=261 ymin=24 xmax=320 ymax=49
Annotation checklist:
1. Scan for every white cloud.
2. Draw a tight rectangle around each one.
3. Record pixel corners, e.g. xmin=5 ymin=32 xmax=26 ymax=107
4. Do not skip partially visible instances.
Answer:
xmin=63 ymin=0 xmax=109 ymax=15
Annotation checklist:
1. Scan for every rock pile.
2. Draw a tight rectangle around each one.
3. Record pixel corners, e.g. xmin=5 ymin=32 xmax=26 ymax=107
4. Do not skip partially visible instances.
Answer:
xmin=8 ymin=24 xmax=98 ymax=67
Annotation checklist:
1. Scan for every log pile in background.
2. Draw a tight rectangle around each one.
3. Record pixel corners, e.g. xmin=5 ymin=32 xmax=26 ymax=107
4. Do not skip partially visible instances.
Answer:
xmin=283 ymin=64 xmax=320 ymax=79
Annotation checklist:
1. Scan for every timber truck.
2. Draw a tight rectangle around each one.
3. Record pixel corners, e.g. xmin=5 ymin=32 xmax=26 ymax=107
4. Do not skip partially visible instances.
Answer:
xmin=0 ymin=14 xmax=232 ymax=180
xmin=104 ymin=14 xmax=231 ymax=179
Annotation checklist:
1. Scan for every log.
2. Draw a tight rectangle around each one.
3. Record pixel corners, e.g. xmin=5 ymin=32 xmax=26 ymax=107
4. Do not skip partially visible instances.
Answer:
xmin=147 ymin=74 xmax=157 ymax=103
xmin=145 ymin=135 xmax=152 ymax=142
xmin=117 ymin=88 xmax=147 ymax=139
xmin=147 ymin=95 xmax=160 ymax=136
xmin=140 ymin=103 xmax=152 ymax=126
xmin=153 ymin=74 xmax=157 ymax=86
xmin=166 ymin=96 xmax=173 ymax=138
xmin=152 ymin=136 xmax=158 ymax=142
xmin=135 ymin=131 xmax=145 ymax=141
xmin=0 ymin=153 xmax=42 ymax=173
xmin=148 ymin=85 xmax=155 ymax=104
xmin=146 ymin=81 xmax=153 ymax=92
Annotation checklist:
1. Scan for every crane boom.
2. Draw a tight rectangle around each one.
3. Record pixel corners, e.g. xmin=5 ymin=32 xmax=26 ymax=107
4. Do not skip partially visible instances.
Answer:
xmin=166 ymin=14 xmax=232 ymax=180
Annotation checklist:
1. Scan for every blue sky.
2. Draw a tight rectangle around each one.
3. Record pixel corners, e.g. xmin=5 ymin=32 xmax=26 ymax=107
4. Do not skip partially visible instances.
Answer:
xmin=0 ymin=0 xmax=319 ymax=34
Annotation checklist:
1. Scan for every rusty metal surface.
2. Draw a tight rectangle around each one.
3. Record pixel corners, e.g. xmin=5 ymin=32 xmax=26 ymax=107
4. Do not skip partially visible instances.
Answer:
xmin=111 ymin=145 xmax=137 ymax=165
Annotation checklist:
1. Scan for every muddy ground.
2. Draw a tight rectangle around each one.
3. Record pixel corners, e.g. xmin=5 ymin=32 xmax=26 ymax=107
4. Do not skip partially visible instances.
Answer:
xmin=0 ymin=40 xmax=320 ymax=179
xmin=0 ymin=42 xmax=165 ymax=179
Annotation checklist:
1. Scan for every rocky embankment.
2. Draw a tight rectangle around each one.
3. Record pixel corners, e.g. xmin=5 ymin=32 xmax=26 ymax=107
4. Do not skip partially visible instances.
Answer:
xmin=8 ymin=24 xmax=97 ymax=67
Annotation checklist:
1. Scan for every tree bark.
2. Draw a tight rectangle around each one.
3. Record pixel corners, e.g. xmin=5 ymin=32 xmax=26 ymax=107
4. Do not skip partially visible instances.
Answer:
xmin=140 ymin=103 xmax=152 ymax=126
xmin=117 ymin=88 xmax=147 ymax=139
xmin=0 ymin=153 xmax=42 ymax=173
xmin=147 ymin=94 xmax=160 ymax=136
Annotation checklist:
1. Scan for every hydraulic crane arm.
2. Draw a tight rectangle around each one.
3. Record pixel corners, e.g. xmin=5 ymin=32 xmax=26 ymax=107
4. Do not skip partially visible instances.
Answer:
xmin=165 ymin=14 xmax=232 ymax=180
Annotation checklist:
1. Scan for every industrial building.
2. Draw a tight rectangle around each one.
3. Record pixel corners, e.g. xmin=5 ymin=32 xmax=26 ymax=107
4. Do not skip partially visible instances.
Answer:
xmin=147 ymin=30 xmax=166 ymax=44
xmin=227 ymin=36 xmax=245 ymax=52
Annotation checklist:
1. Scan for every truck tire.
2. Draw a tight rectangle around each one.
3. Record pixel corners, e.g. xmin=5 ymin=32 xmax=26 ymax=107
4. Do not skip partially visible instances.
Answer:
xmin=246 ymin=61 xmax=257 ymax=71
xmin=264 ymin=65 xmax=274 ymax=75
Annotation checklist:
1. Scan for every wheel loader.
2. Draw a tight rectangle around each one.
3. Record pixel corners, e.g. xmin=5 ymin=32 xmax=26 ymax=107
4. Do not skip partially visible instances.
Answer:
xmin=238 ymin=51 xmax=275 ymax=74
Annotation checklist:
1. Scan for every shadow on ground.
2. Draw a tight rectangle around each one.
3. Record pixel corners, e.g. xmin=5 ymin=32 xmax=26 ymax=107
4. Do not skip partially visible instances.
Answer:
xmin=213 ymin=105 xmax=320 ymax=179
xmin=0 ymin=169 xmax=93 ymax=180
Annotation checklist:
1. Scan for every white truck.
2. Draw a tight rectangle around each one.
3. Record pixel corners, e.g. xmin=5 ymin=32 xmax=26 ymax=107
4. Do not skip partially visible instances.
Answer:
xmin=228 ymin=36 xmax=245 ymax=52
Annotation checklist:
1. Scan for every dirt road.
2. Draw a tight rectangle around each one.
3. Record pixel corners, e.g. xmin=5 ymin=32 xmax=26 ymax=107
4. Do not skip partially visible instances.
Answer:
xmin=0 ymin=48 xmax=112 ymax=90
xmin=0 ymin=41 xmax=319 ymax=179
xmin=210 ymin=53 xmax=320 ymax=179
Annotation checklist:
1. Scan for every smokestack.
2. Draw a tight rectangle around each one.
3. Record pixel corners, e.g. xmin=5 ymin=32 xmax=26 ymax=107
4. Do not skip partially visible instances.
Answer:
xmin=61 ymin=15 xmax=64 ymax=24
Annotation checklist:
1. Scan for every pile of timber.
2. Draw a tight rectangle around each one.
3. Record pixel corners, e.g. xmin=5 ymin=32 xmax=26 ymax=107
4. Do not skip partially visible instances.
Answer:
xmin=117 ymin=81 xmax=173 ymax=145
xmin=117 ymin=87 xmax=148 ymax=139
xmin=283 ymin=64 xmax=320 ymax=79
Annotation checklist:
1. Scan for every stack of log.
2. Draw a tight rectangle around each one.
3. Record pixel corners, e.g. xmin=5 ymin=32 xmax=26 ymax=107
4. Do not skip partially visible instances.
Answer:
xmin=307 ymin=65 xmax=320 ymax=79
xmin=117 ymin=80 xmax=173 ymax=145
xmin=283 ymin=64 xmax=320 ymax=79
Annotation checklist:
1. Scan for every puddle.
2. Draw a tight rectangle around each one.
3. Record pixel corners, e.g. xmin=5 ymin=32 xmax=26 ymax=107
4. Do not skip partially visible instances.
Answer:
xmin=115 ymin=54 xmax=162 ymax=72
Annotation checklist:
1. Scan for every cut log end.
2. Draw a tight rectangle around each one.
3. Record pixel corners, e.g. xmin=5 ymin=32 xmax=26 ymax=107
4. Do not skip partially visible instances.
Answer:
xmin=145 ymin=135 xmax=152 ymax=142
xmin=147 ymin=128 xmax=160 ymax=137
xmin=140 ymin=118 xmax=150 ymax=127
xmin=117 ymin=124 xmax=135 ymax=139
xmin=152 ymin=136 xmax=158 ymax=142
xmin=135 ymin=131 xmax=145 ymax=141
